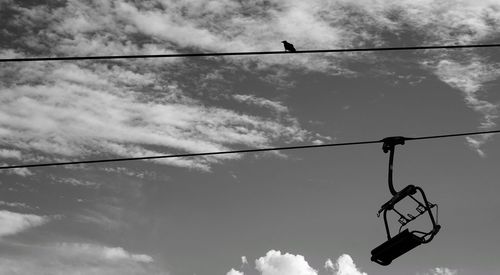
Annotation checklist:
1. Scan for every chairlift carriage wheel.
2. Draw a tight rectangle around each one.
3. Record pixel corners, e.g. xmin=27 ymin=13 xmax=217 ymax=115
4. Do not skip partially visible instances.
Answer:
xmin=370 ymin=137 xmax=441 ymax=266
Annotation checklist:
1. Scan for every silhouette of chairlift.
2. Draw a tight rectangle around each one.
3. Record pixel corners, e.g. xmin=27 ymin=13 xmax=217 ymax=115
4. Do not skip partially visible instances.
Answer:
xmin=371 ymin=137 xmax=441 ymax=266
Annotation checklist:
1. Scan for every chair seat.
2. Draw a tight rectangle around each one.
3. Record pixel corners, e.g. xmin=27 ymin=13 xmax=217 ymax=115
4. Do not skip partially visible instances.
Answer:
xmin=371 ymin=229 xmax=423 ymax=265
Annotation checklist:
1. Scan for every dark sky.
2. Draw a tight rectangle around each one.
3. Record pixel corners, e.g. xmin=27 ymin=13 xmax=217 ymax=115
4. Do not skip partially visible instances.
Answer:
xmin=0 ymin=1 xmax=500 ymax=275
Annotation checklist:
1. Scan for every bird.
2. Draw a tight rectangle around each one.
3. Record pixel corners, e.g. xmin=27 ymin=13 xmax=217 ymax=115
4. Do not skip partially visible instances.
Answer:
xmin=281 ymin=41 xmax=296 ymax=52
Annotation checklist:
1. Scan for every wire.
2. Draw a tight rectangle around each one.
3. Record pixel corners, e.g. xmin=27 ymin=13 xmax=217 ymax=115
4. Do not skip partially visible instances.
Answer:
xmin=405 ymin=130 xmax=500 ymax=141
xmin=1 ymin=43 xmax=500 ymax=62
xmin=0 ymin=140 xmax=382 ymax=170
xmin=1 ymin=129 xmax=499 ymax=170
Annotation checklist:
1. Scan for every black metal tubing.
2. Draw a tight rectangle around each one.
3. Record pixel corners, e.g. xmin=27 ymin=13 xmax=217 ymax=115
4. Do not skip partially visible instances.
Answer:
xmin=381 ymin=186 xmax=440 ymax=243
xmin=380 ymin=137 xmax=407 ymax=240
xmin=414 ymin=186 xmax=441 ymax=243
xmin=382 ymin=136 xmax=406 ymax=195
xmin=388 ymin=148 xmax=397 ymax=195
xmin=383 ymin=209 xmax=391 ymax=240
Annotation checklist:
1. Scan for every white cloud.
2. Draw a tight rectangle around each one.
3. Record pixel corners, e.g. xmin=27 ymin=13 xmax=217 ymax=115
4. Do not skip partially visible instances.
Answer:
xmin=3 ymin=0 xmax=500 ymax=160
xmin=0 ymin=210 xmax=47 ymax=237
xmin=0 ymin=149 xmax=21 ymax=159
xmin=0 ymin=167 xmax=34 ymax=177
xmin=229 ymin=251 xmax=366 ymax=275
xmin=328 ymin=254 xmax=367 ymax=275
xmin=325 ymin=258 xmax=335 ymax=270
xmin=101 ymin=167 xmax=156 ymax=179
xmin=343 ymin=0 xmax=500 ymax=45
xmin=418 ymin=267 xmax=458 ymax=275
xmin=430 ymin=59 xmax=499 ymax=124
xmin=255 ymin=250 xmax=318 ymax=275
xmin=76 ymin=204 xmax=126 ymax=230
xmin=424 ymin=58 xmax=500 ymax=155
xmin=342 ymin=1 xmax=500 ymax=155
xmin=51 ymin=176 xmax=100 ymax=187
xmin=0 ymin=242 xmax=165 ymax=275
xmin=312 ymin=139 xmax=325 ymax=145
xmin=227 ymin=268 xmax=245 ymax=275
xmin=242 ymin=255 xmax=249 ymax=265
xmin=6 ymin=0 xmax=500 ymax=68
xmin=0 ymin=62 xmax=313 ymax=170
xmin=4 ymin=0 xmax=356 ymax=73
xmin=56 ymin=243 xmax=153 ymax=263
xmin=233 ymin=94 xmax=289 ymax=113
xmin=0 ymin=201 xmax=33 ymax=209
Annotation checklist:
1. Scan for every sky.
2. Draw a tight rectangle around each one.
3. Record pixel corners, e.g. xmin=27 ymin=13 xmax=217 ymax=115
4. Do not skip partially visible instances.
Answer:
xmin=0 ymin=0 xmax=500 ymax=274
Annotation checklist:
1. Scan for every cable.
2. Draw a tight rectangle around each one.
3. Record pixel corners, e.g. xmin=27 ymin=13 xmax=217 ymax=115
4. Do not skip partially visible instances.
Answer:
xmin=1 ymin=129 xmax=499 ymax=170
xmin=1 ymin=43 xmax=500 ymax=62
xmin=0 ymin=140 xmax=382 ymax=170
xmin=405 ymin=129 xmax=500 ymax=141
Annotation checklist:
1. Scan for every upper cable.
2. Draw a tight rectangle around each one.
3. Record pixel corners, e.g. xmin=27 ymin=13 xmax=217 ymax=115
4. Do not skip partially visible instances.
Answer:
xmin=1 ymin=43 xmax=500 ymax=62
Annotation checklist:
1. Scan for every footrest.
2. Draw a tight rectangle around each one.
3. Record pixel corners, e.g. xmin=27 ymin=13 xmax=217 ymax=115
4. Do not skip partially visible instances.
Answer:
xmin=371 ymin=229 xmax=423 ymax=266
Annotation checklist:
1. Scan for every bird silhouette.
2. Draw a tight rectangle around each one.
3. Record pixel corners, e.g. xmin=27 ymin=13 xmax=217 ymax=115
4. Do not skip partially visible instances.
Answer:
xmin=281 ymin=41 xmax=296 ymax=52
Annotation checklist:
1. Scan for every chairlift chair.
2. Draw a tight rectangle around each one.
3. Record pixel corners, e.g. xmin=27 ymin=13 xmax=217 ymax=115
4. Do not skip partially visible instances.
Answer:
xmin=371 ymin=137 xmax=441 ymax=266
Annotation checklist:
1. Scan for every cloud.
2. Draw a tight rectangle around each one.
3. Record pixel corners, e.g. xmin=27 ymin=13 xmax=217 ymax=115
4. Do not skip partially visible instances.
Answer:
xmin=430 ymin=59 xmax=500 ymax=127
xmin=241 ymin=255 xmax=249 ymax=265
xmin=325 ymin=258 xmax=335 ymax=270
xmin=255 ymin=250 xmax=318 ymax=275
xmin=227 ymin=268 xmax=245 ymax=275
xmin=76 ymin=211 xmax=123 ymax=230
xmin=0 ymin=62 xmax=313 ymax=170
xmin=228 ymin=251 xmax=367 ymax=275
xmin=342 ymin=0 xmax=500 ymax=44
xmin=0 ymin=210 xmax=47 ymax=237
xmin=0 ymin=149 xmax=21 ymax=159
xmin=233 ymin=94 xmax=289 ymax=113
xmin=342 ymin=1 xmax=500 ymax=154
xmin=101 ymin=167 xmax=156 ymax=179
xmin=0 ymin=166 xmax=33 ymax=177
xmin=326 ymin=254 xmax=367 ymax=275
xmin=50 ymin=176 xmax=100 ymax=187
xmin=56 ymin=243 xmax=153 ymax=263
xmin=75 ymin=202 xmax=128 ymax=230
xmin=339 ymin=0 xmax=500 ymax=152
xmin=2 ymin=0 xmax=500 ymax=160
xmin=3 ymin=1 xmax=334 ymax=171
xmin=2 ymin=0 xmax=356 ymax=73
xmin=423 ymin=57 xmax=500 ymax=155
xmin=0 ymin=201 xmax=33 ymax=209
xmin=4 ymin=0 xmax=500 ymax=69
xmin=0 ymin=242 xmax=165 ymax=275
xmin=418 ymin=267 xmax=458 ymax=275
